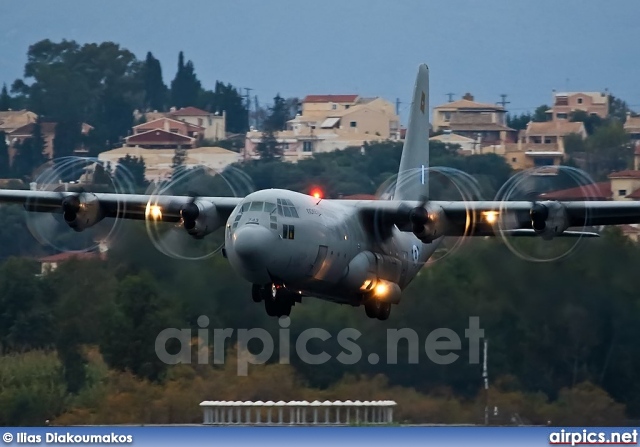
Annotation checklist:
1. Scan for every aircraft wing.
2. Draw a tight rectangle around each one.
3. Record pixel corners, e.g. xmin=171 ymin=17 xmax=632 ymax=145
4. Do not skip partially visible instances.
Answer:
xmin=0 ymin=190 xmax=242 ymax=222
xmin=349 ymin=199 xmax=640 ymax=240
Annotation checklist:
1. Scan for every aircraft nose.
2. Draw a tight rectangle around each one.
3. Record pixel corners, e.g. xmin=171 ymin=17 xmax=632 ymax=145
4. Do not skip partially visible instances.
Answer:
xmin=233 ymin=224 xmax=273 ymax=265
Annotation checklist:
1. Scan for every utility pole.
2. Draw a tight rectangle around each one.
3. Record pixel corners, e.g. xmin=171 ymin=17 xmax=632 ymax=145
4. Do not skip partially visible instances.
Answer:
xmin=446 ymin=93 xmax=455 ymax=102
xmin=483 ymin=339 xmax=489 ymax=426
xmin=243 ymin=87 xmax=253 ymax=130
xmin=498 ymin=94 xmax=510 ymax=109
xmin=395 ymin=98 xmax=401 ymax=116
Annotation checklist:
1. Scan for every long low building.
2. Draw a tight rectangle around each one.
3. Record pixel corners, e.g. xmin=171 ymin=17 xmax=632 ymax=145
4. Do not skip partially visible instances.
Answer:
xmin=98 ymin=146 xmax=242 ymax=181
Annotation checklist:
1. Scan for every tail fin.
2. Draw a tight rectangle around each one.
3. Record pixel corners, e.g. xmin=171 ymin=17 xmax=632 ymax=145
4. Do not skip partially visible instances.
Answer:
xmin=395 ymin=64 xmax=430 ymax=201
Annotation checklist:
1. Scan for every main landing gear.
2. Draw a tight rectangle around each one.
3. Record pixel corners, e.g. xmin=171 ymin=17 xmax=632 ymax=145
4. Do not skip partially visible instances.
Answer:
xmin=364 ymin=299 xmax=391 ymax=321
xmin=252 ymin=283 xmax=297 ymax=317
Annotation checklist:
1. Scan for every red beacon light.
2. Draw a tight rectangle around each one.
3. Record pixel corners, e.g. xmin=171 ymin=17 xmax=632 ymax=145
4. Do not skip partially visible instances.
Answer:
xmin=310 ymin=188 xmax=323 ymax=199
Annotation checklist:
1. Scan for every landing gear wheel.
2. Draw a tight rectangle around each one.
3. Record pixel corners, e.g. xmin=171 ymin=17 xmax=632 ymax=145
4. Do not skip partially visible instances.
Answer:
xmin=364 ymin=299 xmax=391 ymax=320
xmin=264 ymin=283 xmax=294 ymax=317
xmin=376 ymin=303 xmax=391 ymax=321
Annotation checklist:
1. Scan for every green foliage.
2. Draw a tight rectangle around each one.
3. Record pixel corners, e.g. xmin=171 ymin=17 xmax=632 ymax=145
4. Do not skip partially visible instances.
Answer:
xmin=0 ymin=84 xmax=11 ymax=111
xmin=115 ymin=154 xmax=147 ymax=189
xmin=198 ymin=82 xmax=248 ymax=133
xmin=533 ymin=105 xmax=549 ymax=122
xmin=584 ymin=121 xmax=632 ymax=180
xmin=53 ymin=120 xmax=81 ymax=159
xmin=0 ymin=131 xmax=9 ymax=177
xmin=264 ymin=94 xmax=290 ymax=131
xmin=563 ymin=133 xmax=586 ymax=154
xmin=12 ymin=122 xmax=47 ymax=180
xmin=570 ymin=110 xmax=603 ymax=136
xmin=506 ymin=113 xmax=532 ymax=130
xmin=255 ymin=129 xmax=282 ymax=160
xmin=608 ymin=94 xmax=632 ymax=122
xmin=170 ymin=51 xmax=201 ymax=108
xmin=143 ymin=52 xmax=167 ymax=111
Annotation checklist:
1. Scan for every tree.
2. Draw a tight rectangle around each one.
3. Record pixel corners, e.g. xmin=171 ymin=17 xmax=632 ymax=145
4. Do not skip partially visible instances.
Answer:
xmin=255 ymin=129 xmax=282 ymax=160
xmin=0 ymin=132 xmax=9 ymax=177
xmin=198 ymin=82 xmax=248 ymax=133
xmin=143 ymin=52 xmax=166 ymax=111
xmin=53 ymin=120 xmax=81 ymax=159
xmin=0 ymin=84 xmax=11 ymax=111
xmin=12 ymin=121 xmax=47 ymax=179
xmin=507 ymin=113 xmax=532 ymax=131
xmin=264 ymin=94 xmax=289 ymax=131
xmin=170 ymin=51 xmax=201 ymax=108
xmin=533 ymin=105 xmax=549 ymax=122
xmin=570 ymin=110 xmax=603 ymax=136
xmin=563 ymin=133 xmax=587 ymax=154
xmin=115 ymin=154 xmax=147 ymax=189
xmin=608 ymin=94 xmax=631 ymax=122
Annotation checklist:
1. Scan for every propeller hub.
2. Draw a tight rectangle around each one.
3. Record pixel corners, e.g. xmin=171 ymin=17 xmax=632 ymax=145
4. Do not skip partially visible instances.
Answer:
xmin=530 ymin=203 xmax=549 ymax=232
xmin=181 ymin=202 xmax=199 ymax=222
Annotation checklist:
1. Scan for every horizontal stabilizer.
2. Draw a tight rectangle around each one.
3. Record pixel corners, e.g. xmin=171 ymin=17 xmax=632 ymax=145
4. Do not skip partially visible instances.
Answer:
xmin=503 ymin=229 xmax=600 ymax=238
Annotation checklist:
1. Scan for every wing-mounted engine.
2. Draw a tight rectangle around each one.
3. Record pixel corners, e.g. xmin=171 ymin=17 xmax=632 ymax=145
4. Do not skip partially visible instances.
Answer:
xmin=407 ymin=204 xmax=449 ymax=243
xmin=180 ymin=200 xmax=222 ymax=239
xmin=61 ymin=193 xmax=105 ymax=232
xmin=530 ymin=201 xmax=569 ymax=240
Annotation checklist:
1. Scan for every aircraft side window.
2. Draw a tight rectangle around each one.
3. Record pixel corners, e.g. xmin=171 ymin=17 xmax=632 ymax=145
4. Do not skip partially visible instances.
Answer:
xmin=282 ymin=224 xmax=289 ymax=239
xmin=288 ymin=225 xmax=295 ymax=239
xmin=250 ymin=201 xmax=264 ymax=212
xmin=264 ymin=202 xmax=276 ymax=213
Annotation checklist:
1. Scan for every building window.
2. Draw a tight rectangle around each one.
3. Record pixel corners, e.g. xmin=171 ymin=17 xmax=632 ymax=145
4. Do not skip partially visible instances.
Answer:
xmin=332 ymin=104 xmax=337 ymax=110
xmin=556 ymin=113 xmax=568 ymax=119
xmin=619 ymin=190 xmax=627 ymax=197
xmin=512 ymin=157 xmax=517 ymax=162
xmin=443 ymin=112 xmax=451 ymax=122
xmin=577 ymin=98 xmax=583 ymax=105
xmin=345 ymin=105 xmax=350 ymax=109
xmin=303 ymin=141 xmax=313 ymax=152
xmin=544 ymin=138 xmax=552 ymax=144
xmin=350 ymin=121 xmax=357 ymax=128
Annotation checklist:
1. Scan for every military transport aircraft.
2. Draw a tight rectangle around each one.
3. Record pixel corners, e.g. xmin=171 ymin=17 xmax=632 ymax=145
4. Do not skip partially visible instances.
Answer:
xmin=1 ymin=64 xmax=639 ymax=320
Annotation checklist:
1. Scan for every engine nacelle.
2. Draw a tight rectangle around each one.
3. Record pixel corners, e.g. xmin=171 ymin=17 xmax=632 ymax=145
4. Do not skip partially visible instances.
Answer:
xmin=530 ymin=201 xmax=569 ymax=240
xmin=340 ymin=251 xmax=403 ymax=303
xmin=62 ymin=193 xmax=104 ymax=232
xmin=181 ymin=201 xmax=222 ymax=239
xmin=410 ymin=204 xmax=448 ymax=243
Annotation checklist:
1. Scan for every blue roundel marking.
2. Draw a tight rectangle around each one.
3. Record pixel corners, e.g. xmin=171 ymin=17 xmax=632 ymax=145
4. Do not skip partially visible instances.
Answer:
xmin=412 ymin=245 xmax=420 ymax=262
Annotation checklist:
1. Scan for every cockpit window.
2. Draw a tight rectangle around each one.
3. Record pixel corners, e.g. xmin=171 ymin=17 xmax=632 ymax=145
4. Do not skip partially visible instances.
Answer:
xmin=277 ymin=198 xmax=299 ymax=218
xmin=249 ymin=201 xmax=264 ymax=212
xmin=241 ymin=202 xmax=251 ymax=212
xmin=264 ymin=202 xmax=276 ymax=214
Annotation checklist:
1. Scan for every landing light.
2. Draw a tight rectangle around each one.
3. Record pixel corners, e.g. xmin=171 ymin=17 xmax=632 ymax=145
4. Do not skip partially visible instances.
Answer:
xmin=482 ymin=211 xmax=498 ymax=224
xmin=145 ymin=204 xmax=163 ymax=220
xmin=374 ymin=283 xmax=389 ymax=297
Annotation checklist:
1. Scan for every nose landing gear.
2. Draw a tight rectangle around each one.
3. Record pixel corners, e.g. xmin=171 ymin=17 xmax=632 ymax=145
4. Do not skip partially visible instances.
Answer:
xmin=252 ymin=283 xmax=298 ymax=317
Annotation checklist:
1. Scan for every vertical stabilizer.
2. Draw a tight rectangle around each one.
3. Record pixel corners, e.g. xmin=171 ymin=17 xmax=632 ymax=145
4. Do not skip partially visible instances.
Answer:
xmin=395 ymin=64 xmax=430 ymax=201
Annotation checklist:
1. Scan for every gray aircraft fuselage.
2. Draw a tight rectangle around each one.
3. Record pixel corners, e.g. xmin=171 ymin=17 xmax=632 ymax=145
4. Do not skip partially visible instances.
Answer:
xmin=225 ymin=189 xmax=441 ymax=306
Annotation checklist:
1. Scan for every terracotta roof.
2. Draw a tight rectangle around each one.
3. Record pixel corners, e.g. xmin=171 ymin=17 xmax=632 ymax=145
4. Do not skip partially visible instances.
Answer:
xmin=608 ymin=170 xmax=640 ymax=179
xmin=39 ymin=251 xmax=104 ymax=263
xmin=133 ymin=117 xmax=204 ymax=131
xmin=125 ymin=129 xmax=194 ymax=144
xmin=168 ymin=106 xmax=211 ymax=116
xmin=303 ymin=95 xmax=358 ymax=103
xmin=539 ymin=181 xmax=612 ymax=200
xmin=434 ymin=99 xmax=505 ymax=111
xmin=526 ymin=121 xmax=585 ymax=136
xmin=10 ymin=122 xmax=57 ymax=135
xmin=625 ymin=187 xmax=640 ymax=199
